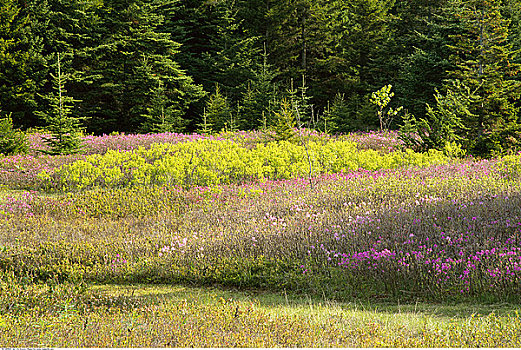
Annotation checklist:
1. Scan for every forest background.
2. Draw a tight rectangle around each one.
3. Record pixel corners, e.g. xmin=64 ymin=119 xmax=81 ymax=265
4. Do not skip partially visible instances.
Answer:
xmin=1 ymin=0 xmax=521 ymax=157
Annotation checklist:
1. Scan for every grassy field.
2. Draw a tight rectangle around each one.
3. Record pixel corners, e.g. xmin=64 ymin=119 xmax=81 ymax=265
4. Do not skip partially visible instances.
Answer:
xmin=1 ymin=130 xmax=521 ymax=347
xmin=2 ymin=283 xmax=521 ymax=347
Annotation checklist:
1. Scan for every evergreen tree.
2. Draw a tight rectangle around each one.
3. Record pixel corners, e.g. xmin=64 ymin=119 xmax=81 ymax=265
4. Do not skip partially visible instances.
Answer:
xmin=266 ymin=0 xmax=309 ymax=80
xmin=400 ymin=80 xmax=476 ymax=152
xmin=0 ymin=0 xmax=45 ymax=127
xmin=271 ymin=99 xmax=297 ymax=142
xmin=78 ymin=0 xmax=204 ymax=133
xmin=161 ymin=0 xmax=259 ymax=106
xmin=196 ymin=108 xmax=213 ymax=135
xmin=313 ymin=0 xmax=395 ymax=128
xmin=392 ymin=0 xmax=455 ymax=121
xmin=239 ymin=82 xmax=257 ymax=130
xmin=0 ymin=112 xmax=28 ymax=155
xmin=319 ymin=97 xmax=345 ymax=134
xmin=279 ymin=75 xmax=314 ymax=127
xmin=36 ymin=53 xmax=84 ymax=155
xmin=267 ymin=0 xmax=335 ymax=109
xmin=239 ymin=45 xmax=278 ymax=130
xmin=205 ymin=84 xmax=232 ymax=133
xmin=160 ymin=0 xmax=223 ymax=91
xmin=208 ymin=0 xmax=261 ymax=102
xmin=141 ymin=78 xmax=185 ymax=133
xmin=445 ymin=0 xmax=521 ymax=155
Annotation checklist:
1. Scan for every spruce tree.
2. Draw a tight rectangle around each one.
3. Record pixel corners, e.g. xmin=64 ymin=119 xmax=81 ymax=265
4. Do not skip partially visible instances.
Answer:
xmin=320 ymin=95 xmax=349 ymax=134
xmin=196 ymin=108 xmax=213 ymax=135
xmin=205 ymin=84 xmax=232 ymax=133
xmin=392 ymin=0 xmax=455 ymax=121
xmin=314 ymin=0 xmax=396 ymax=129
xmin=0 ymin=112 xmax=28 ymax=155
xmin=37 ymin=53 xmax=84 ymax=155
xmin=271 ymin=99 xmax=297 ymax=142
xmin=79 ymin=0 xmax=204 ymax=133
xmin=239 ymin=45 xmax=278 ymax=130
xmin=240 ymin=82 xmax=258 ymax=130
xmin=0 ymin=0 xmax=45 ymax=127
xmin=445 ymin=0 xmax=521 ymax=155
xmin=403 ymin=81 xmax=476 ymax=152
xmin=141 ymin=79 xmax=184 ymax=133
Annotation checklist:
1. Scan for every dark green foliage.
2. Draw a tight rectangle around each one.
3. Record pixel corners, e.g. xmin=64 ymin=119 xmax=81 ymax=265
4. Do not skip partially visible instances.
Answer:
xmin=399 ymin=0 xmax=521 ymax=157
xmin=239 ymin=47 xmax=279 ymax=130
xmin=161 ymin=0 xmax=259 ymax=107
xmin=240 ymin=83 xmax=260 ymax=130
xmin=398 ymin=111 xmax=422 ymax=151
xmin=196 ymin=109 xmax=213 ymax=135
xmin=76 ymin=0 xmax=204 ymax=133
xmin=444 ymin=0 xmax=521 ymax=156
xmin=140 ymin=79 xmax=186 ymax=133
xmin=320 ymin=94 xmax=348 ymax=134
xmin=0 ymin=0 xmax=520 ymax=150
xmin=205 ymin=85 xmax=232 ymax=133
xmin=400 ymin=81 xmax=474 ymax=153
xmin=335 ymin=95 xmax=377 ymax=133
xmin=391 ymin=0 xmax=454 ymax=121
xmin=36 ymin=53 xmax=84 ymax=155
xmin=290 ymin=76 xmax=313 ymax=125
xmin=0 ymin=113 xmax=28 ymax=155
xmin=0 ymin=0 xmax=45 ymax=127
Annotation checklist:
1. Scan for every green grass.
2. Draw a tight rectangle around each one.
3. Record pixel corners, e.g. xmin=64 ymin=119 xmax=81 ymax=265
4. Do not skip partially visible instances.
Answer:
xmin=1 ymin=283 xmax=520 ymax=347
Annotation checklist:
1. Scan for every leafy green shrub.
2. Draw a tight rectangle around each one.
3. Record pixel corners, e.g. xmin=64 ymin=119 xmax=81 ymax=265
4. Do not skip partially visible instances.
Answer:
xmin=0 ymin=115 xmax=28 ymax=156
xmin=37 ymin=139 xmax=448 ymax=191
xmin=497 ymin=153 xmax=521 ymax=179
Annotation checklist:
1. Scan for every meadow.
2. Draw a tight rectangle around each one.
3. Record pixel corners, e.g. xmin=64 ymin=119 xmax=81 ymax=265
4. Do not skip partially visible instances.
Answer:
xmin=1 ymin=130 xmax=521 ymax=347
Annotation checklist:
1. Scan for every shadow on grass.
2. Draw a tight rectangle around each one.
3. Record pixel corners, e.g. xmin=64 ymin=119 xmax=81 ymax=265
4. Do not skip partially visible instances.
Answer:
xmin=93 ymin=283 xmax=521 ymax=320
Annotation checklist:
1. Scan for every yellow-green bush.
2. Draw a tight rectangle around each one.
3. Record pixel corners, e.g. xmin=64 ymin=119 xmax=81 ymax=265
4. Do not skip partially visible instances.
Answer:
xmin=38 ymin=139 xmax=448 ymax=191
xmin=497 ymin=154 xmax=521 ymax=179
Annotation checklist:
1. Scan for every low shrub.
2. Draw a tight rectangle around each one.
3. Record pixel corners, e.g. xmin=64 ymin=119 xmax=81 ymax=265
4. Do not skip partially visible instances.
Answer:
xmin=497 ymin=153 xmax=521 ymax=179
xmin=38 ymin=139 xmax=447 ymax=191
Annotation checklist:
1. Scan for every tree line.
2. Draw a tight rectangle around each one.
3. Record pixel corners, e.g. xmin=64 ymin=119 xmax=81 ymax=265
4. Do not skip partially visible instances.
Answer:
xmin=1 ymin=0 xmax=521 ymax=156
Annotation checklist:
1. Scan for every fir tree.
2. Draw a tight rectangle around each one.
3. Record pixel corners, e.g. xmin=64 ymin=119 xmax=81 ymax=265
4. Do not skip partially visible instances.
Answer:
xmin=239 ymin=44 xmax=278 ymax=130
xmin=79 ymin=0 xmax=204 ymax=133
xmin=0 ymin=0 xmax=45 ymax=127
xmin=445 ymin=0 xmax=521 ymax=155
xmin=0 ymin=112 xmax=28 ymax=155
xmin=141 ymin=79 xmax=185 ymax=133
xmin=321 ymin=94 xmax=352 ymax=133
xmin=402 ymin=80 xmax=476 ymax=152
xmin=393 ymin=0 xmax=455 ymax=121
xmin=37 ymin=53 xmax=84 ymax=155
xmin=271 ymin=99 xmax=297 ymax=142
xmin=196 ymin=108 xmax=213 ymax=135
xmin=205 ymin=84 xmax=232 ymax=133
xmin=240 ymin=82 xmax=258 ymax=130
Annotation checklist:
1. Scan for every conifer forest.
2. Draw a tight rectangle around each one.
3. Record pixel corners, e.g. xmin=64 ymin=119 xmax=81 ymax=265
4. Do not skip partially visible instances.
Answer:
xmin=1 ymin=0 xmax=521 ymax=156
